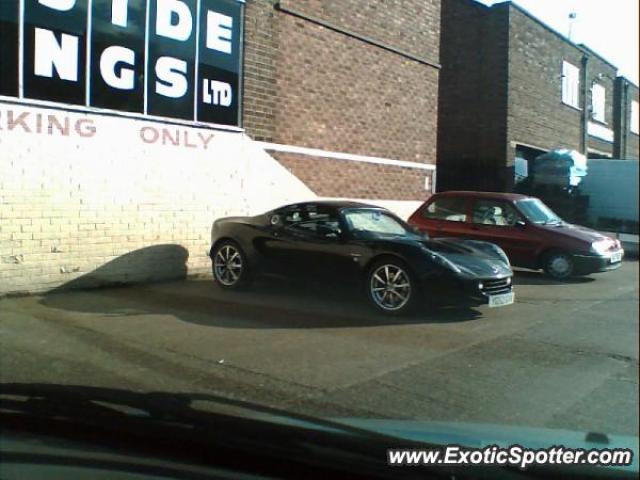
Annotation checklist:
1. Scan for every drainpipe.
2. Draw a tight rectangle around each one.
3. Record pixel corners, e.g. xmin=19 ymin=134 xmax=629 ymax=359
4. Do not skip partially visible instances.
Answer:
xmin=622 ymin=81 xmax=629 ymax=158
xmin=580 ymin=53 xmax=589 ymax=155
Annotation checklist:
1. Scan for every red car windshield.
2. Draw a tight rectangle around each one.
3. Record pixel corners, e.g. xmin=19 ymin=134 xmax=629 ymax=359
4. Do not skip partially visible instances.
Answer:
xmin=516 ymin=198 xmax=563 ymax=225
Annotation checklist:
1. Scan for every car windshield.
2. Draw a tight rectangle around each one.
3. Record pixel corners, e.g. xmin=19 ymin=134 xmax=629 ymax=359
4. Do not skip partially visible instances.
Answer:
xmin=343 ymin=209 xmax=414 ymax=237
xmin=516 ymin=198 xmax=563 ymax=224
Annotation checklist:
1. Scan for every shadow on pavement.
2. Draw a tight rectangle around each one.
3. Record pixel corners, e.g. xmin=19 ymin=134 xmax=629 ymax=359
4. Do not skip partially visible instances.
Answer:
xmin=40 ymin=261 xmax=482 ymax=329
xmin=513 ymin=269 xmax=595 ymax=286
xmin=45 ymin=244 xmax=190 ymax=291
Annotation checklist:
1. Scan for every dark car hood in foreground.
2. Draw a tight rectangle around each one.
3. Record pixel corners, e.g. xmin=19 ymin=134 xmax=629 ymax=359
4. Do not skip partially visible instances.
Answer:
xmin=336 ymin=419 xmax=638 ymax=472
xmin=2 ymin=384 xmax=636 ymax=478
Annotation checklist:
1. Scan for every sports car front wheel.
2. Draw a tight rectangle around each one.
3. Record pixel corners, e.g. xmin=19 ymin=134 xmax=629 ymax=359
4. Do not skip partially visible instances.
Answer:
xmin=212 ymin=240 xmax=249 ymax=289
xmin=367 ymin=259 xmax=416 ymax=315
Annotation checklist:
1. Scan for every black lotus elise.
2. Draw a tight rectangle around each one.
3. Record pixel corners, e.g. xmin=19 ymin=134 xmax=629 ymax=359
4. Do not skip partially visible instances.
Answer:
xmin=209 ymin=201 xmax=514 ymax=314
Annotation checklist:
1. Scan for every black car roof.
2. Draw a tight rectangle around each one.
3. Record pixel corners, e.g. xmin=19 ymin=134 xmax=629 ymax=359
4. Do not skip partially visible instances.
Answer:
xmin=272 ymin=200 xmax=383 ymax=212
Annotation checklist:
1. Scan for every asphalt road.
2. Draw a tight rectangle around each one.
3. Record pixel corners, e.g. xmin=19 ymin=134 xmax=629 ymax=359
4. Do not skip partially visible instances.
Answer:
xmin=1 ymin=261 xmax=638 ymax=438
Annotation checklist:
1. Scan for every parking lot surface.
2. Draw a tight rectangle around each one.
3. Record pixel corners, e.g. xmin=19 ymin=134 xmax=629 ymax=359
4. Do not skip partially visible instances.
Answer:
xmin=1 ymin=261 xmax=638 ymax=437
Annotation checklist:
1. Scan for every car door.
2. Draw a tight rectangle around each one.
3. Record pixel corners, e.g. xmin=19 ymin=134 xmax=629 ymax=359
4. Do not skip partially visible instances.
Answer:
xmin=467 ymin=199 xmax=539 ymax=267
xmin=412 ymin=195 xmax=471 ymax=238
xmin=265 ymin=206 xmax=353 ymax=281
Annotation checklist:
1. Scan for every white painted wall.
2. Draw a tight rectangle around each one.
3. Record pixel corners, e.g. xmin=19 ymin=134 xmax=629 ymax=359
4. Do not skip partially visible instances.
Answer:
xmin=0 ymin=102 xmax=314 ymax=294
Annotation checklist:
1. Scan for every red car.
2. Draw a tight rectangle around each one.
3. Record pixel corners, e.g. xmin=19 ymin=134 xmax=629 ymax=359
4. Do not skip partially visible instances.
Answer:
xmin=408 ymin=191 xmax=624 ymax=280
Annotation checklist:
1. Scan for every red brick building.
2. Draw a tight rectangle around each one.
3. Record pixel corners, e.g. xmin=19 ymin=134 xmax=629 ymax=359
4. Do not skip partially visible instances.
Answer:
xmin=614 ymin=77 xmax=640 ymax=160
xmin=242 ymin=0 xmax=441 ymax=202
xmin=437 ymin=0 xmax=639 ymax=193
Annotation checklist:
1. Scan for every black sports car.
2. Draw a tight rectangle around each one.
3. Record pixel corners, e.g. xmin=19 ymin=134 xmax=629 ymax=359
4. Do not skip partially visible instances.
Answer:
xmin=209 ymin=201 xmax=514 ymax=314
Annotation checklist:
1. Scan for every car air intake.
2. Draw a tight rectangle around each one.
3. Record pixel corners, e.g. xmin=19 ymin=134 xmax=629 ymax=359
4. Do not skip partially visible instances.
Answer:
xmin=480 ymin=278 xmax=512 ymax=295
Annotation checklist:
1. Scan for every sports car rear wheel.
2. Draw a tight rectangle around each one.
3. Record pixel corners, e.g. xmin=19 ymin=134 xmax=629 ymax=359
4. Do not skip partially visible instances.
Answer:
xmin=367 ymin=260 xmax=416 ymax=315
xmin=213 ymin=241 xmax=248 ymax=288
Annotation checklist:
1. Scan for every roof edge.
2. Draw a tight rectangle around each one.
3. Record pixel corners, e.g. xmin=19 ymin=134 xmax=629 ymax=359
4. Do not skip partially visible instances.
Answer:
xmin=488 ymin=1 xmax=620 ymax=74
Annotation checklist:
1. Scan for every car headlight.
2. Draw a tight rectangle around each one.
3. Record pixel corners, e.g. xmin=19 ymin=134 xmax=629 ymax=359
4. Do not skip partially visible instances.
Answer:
xmin=590 ymin=239 xmax=612 ymax=255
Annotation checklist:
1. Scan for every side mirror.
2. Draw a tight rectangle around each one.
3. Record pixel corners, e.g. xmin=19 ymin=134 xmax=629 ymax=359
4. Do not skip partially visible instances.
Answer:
xmin=270 ymin=214 xmax=283 ymax=228
xmin=515 ymin=220 xmax=526 ymax=228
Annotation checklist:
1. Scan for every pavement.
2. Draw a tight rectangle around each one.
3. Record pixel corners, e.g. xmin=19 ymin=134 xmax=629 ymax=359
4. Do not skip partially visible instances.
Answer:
xmin=1 ymin=260 xmax=638 ymax=438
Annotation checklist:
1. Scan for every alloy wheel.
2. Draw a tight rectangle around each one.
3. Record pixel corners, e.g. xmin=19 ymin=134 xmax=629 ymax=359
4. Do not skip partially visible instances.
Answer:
xmin=370 ymin=264 xmax=412 ymax=311
xmin=214 ymin=244 xmax=244 ymax=286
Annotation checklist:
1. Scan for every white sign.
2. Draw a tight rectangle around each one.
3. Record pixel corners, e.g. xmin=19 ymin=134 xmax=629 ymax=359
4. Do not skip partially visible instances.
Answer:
xmin=587 ymin=121 xmax=614 ymax=143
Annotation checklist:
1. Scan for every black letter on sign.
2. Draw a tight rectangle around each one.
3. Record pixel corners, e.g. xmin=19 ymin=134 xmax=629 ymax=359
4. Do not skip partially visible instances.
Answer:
xmin=23 ymin=0 xmax=87 ymax=105
xmin=0 ymin=2 xmax=19 ymax=97
xmin=90 ymin=0 xmax=146 ymax=112
xmin=147 ymin=0 xmax=195 ymax=120
xmin=196 ymin=0 xmax=241 ymax=126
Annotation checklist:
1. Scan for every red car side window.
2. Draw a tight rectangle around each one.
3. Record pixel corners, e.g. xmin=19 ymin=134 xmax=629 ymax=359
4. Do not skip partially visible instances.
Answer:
xmin=422 ymin=197 xmax=468 ymax=223
xmin=472 ymin=200 xmax=520 ymax=227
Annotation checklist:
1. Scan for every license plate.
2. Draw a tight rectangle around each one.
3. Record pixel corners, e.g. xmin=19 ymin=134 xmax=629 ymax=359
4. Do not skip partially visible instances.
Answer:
xmin=489 ymin=292 xmax=514 ymax=308
xmin=610 ymin=251 xmax=623 ymax=263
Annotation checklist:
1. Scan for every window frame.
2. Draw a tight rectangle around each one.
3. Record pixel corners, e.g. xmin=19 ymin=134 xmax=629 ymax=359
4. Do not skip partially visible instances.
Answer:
xmin=278 ymin=205 xmax=343 ymax=240
xmin=591 ymin=83 xmax=606 ymax=124
xmin=561 ymin=60 xmax=580 ymax=109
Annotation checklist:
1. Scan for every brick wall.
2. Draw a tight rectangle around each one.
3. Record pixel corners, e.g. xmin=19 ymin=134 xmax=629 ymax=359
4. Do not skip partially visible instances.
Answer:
xmin=615 ymin=79 xmax=639 ymax=160
xmin=274 ymin=12 xmax=439 ymax=164
xmin=438 ymin=0 xmax=623 ymax=192
xmin=272 ymin=152 xmax=431 ymax=201
xmin=279 ymin=0 xmax=440 ymax=61
xmin=242 ymin=0 xmax=278 ymax=141
xmin=507 ymin=7 xmax=618 ymax=164
xmin=584 ymin=51 xmax=617 ymax=157
xmin=629 ymin=83 xmax=640 ymax=159
xmin=437 ymin=0 xmax=509 ymax=191
xmin=508 ymin=7 xmax=582 ymax=155
xmin=243 ymin=0 xmax=440 ymax=200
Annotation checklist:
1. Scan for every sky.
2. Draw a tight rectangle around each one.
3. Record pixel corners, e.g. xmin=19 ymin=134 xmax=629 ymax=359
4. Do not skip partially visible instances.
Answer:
xmin=476 ymin=0 xmax=639 ymax=84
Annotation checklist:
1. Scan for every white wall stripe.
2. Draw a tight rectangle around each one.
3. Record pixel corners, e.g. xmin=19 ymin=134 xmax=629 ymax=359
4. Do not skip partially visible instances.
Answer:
xmin=255 ymin=142 xmax=436 ymax=171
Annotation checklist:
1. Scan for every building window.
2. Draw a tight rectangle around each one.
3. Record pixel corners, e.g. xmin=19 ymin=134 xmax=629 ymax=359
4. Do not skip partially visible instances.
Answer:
xmin=562 ymin=61 xmax=580 ymax=109
xmin=631 ymin=101 xmax=639 ymax=135
xmin=591 ymin=83 xmax=605 ymax=123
